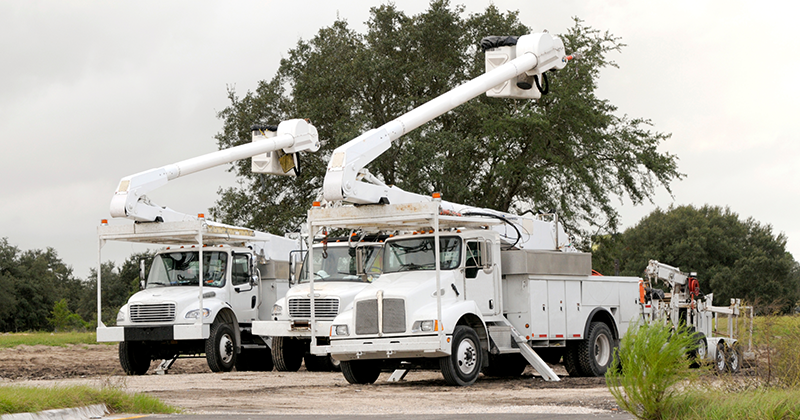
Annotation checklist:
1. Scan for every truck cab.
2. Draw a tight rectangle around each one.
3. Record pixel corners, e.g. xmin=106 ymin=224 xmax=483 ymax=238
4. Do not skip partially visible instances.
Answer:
xmin=253 ymin=240 xmax=382 ymax=371
xmin=97 ymin=220 xmax=294 ymax=375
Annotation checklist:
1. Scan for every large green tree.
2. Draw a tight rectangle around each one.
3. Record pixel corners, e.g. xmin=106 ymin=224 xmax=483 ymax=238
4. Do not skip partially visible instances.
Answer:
xmin=212 ymin=1 xmax=680 ymax=239
xmin=592 ymin=205 xmax=800 ymax=311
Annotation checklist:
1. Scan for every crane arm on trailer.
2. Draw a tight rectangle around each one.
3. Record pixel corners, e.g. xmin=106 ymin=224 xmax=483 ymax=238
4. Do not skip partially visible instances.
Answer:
xmin=110 ymin=119 xmax=319 ymax=223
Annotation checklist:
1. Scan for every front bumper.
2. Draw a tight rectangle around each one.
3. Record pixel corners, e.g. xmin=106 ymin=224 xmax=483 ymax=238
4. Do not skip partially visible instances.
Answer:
xmin=252 ymin=319 xmax=333 ymax=338
xmin=96 ymin=324 xmax=210 ymax=342
xmin=330 ymin=334 xmax=450 ymax=361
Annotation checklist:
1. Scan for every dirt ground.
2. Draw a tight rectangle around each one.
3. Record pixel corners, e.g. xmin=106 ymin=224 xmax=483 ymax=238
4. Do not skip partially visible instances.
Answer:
xmin=0 ymin=344 xmax=625 ymax=415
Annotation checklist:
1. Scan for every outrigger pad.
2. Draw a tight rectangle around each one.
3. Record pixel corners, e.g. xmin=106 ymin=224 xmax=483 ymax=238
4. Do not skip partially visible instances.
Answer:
xmin=480 ymin=36 xmax=519 ymax=51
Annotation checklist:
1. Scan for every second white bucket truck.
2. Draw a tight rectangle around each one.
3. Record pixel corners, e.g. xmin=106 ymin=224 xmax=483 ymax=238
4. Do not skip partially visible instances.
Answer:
xmin=298 ymin=31 xmax=641 ymax=386
xmin=96 ymin=119 xmax=320 ymax=375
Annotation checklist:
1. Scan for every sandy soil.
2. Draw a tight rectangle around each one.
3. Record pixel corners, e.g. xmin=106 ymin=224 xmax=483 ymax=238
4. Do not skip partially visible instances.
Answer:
xmin=0 ymin=344 xmax=625 ymax=415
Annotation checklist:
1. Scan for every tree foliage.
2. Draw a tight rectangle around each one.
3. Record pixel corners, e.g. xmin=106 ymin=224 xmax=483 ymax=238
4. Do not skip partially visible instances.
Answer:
xmin=211 ymin=0 xmax=680 ymax=238
xmin=592 ymin=205 xmax=800 ymax=311
xmin=0 ymin=237 xmax=151 ymax=332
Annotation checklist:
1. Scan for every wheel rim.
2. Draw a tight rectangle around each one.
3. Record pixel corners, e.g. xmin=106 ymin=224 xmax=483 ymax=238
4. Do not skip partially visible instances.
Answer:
xmin=697 ymin=341 xmax=707 ymax=360
xmin=594 ymin=333 xmax=611 ymax=366
xmin=219 ymin=333 xmax=234 ymax=364
xmin=456 ymin=337 xmax=478 ymax=375
xmin=729 ymin=349 xmax=739 ymax=371
xmin=716 ymin=347 xmax=726 ymax=371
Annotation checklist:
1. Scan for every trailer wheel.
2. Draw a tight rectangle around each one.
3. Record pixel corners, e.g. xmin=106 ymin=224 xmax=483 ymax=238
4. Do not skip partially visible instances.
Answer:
xmin=206 ymin=322 xmax=237 ymax=372
xmin=726 ymin=342 xmax=741 ymax=374
xmin=304 ymin=354 xmax=340 ymax=372
xmin=235 ymin=347 xmax=274 ymax=372
xmin=482 ymin=353 xmax=527 ymax=377
xmin=272 ymin=336 xmax=303 ymax=372
xmin=119 ymin=341 xmax=151 ymax=375
xmin=440 ymin=326 xmax=482 ymax=386
xmin=713 ymin=341 xmax=727 ymax=374
xmin=688 ymin=332 xmax=707 ymax=368
xmin=577 ymin=322 xmax=614 ymax=377
xmin=340 ymin=359 xmax=381 ymax=384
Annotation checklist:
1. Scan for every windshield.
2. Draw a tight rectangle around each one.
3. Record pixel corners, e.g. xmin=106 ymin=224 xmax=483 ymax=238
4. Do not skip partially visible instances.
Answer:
xmin=146 ymin=251 xmax=228 ymax=288
xmin=299 ymin=245 xmax=381 ymax=283
xmin=383 ymin=236 xmax=461 ymax=273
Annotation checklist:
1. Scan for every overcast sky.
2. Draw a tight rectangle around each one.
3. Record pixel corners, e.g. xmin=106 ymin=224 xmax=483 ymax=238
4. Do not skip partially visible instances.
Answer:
xmin=1 ymin=0 xmax=798 ymax=279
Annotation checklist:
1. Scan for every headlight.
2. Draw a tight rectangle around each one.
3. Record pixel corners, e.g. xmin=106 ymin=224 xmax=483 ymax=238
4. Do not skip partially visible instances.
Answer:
xmin=185 ymin=308 xmax=211 ymax=319
xmin=116 ymin=309 xmax=126 ymax=322
xmin=412 ymin=320 xmax=438 ymax=333
xmin=271 ymin=304 xmax=283 ymax=317
xmin=331 ymin=324 xmax=349 ymax=337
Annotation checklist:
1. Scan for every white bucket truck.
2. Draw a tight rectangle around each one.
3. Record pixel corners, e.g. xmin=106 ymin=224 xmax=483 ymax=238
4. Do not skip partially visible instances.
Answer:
xmin=96 ymin=120 xmax=320 ymax=374
xmin=253 ymin=238 xmax=382 ymax=371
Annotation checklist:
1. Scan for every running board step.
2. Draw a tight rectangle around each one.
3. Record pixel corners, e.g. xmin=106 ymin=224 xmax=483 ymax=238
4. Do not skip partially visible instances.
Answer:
xmin=501 ymin=320 xmax=560 ymax=382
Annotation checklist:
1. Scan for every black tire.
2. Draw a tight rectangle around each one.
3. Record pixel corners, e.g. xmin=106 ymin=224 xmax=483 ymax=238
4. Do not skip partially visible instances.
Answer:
xmin=206 ymin=322 xmax=237 ymax=372
xmin=563 ymin=342 xmax=583 ymax=377
xmin=688 ymin=332 xmax=707 ymax=368
xmin=482 ymin=353 xmax=527 ymax=377
xmin=340 ymin=359 xmax=381 ymax=384
xmin=272 ymin=336 xmax=304 ymax=372
xmin=304 ymin=354 xmax=339 ymax=372
xmin=577 ymin=322 xmax=615 ymax=377
xmin=235 ymin=347 xmax=274 ymax=372
xmin=440 ymin=326 xmax=482 ymax=386
xmin=726 ymin=342 xmax=741 ymax=374
xmin=713 ymin=341 xmax=727 ymax=374
xmin=119 ymin=341 xmax=151 ymax=375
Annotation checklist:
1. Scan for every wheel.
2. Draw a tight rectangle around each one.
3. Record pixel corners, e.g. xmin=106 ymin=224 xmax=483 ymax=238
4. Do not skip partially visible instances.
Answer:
xmin=482 ymin=353 xmax=527 ymax=377
xmin=206 ymin=322 xmax=237 ymax=372
xmin=440 ymin=326 xmax=482 ymax=386
xmin=119 ymin=341 xmax=151 ymax=375
xmin=340 ymin=359 xmax=381 ymax=384
xmin=713 ymin=341 xmax=727 ymax=374
xmin=577 ymin=322 xmax=615 ymax=377
xmin=272 ymin=336 xmax=304 ymax=372
xmin=688 ymin=332 xmax=707 ymax=368
xmin=563 ymin=342 xmax=583 ymax=377
xmin=726 ymin=342 xmax=741 ymax=374
xmin=235 ymin=347 xmax=274 ymax=372
xmin=304 ymin=354 xmax=341 ymax=372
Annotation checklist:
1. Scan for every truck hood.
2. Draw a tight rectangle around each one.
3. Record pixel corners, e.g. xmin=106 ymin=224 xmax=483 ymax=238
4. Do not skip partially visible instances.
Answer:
xmin=128 ymin=286 xmax=226 ymax=306
xmin=353 ymin=270 xmax=459 ymax=301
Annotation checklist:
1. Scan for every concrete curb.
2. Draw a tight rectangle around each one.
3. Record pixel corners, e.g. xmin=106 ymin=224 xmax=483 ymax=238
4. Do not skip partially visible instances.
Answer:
xmin=1 ymin=404 xmax=108 ymax=420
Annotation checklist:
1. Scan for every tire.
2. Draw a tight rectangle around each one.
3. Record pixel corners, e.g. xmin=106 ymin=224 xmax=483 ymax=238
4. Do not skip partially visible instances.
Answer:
xmin=577 ymin=322 xmax=615 ymax=377
xmin=563 ymin=342 xmax=583 ymax=377
xmin=235 ymin=347 xmax=274 ymax=372
xmin=726 ymin=342 xmax=741 ymax=374
xmin=304 ymin=354 xmax=340 ymax=372
xmin=206 ymin=322 xmax=237 ymax=372
xmin=272 ymin=336 xmax=304 ymax=372
xmin=482 ymin=353 xmax=527 ymax=377
xmin=713 ymin=341 xmax=727 ymax=375
xmin=688 ymin=332 xmax=707 ymax=368
xmin=440 ymin=326 xmax=482 ymax=386
xmin=119 ymin=341 xmax=151 ymax=375
xmin=340 ymin=359 xmax=381 ymax=384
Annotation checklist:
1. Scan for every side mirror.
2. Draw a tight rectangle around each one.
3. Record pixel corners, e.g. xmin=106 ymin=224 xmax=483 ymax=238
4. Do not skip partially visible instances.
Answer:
xmin=139 ymin=259 xmax=146 ymax=290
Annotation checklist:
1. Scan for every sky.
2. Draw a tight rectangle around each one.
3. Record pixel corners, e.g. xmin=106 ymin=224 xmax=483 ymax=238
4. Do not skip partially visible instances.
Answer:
xmin=1 ymin=0 xmax=798 ymax=279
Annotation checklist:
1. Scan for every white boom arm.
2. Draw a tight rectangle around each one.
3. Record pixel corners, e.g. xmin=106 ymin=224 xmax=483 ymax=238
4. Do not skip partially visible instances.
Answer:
xmin=323 ymin=32 xmax=568 ymax=205
xmin=646 ymin=260 xmax=690 ymax=286
xmin=110 ymin=119 xmax=319 ymax=222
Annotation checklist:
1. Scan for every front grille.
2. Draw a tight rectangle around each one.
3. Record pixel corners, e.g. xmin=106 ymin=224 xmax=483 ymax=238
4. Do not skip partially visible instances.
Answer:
xmin=130 ymin=303 xmax=175 ymax=323
xmin=355 ymin=299 xmax=379 ymax=334
xmin=288 ymin=298 xmax=339 ymax=318
xmin=355 ymin=298 xmax=406 ymax=335
xmin=382 ymin=298 xmax=406 ymax=333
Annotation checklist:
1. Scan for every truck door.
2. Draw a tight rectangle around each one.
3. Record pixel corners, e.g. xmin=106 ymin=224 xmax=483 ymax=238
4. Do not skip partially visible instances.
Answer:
xmin=464 ymin=238 xmax=498 ymax=316
xmin=230 ymin=253 xmax=258 ymax=323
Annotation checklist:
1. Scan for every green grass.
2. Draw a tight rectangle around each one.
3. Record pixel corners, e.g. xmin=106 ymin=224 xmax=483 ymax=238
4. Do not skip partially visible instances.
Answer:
xmin=0 ymin=331 xmax=111 ymax=348
xmin=663 ymin=388 xmax=800 ymax=419
xmin=0 ymin=384 xmax=178 ymax=415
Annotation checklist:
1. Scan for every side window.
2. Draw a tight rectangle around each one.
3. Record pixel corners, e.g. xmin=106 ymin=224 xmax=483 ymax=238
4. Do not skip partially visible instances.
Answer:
xmin=465 ymin=240 xmax=482 ymax=279
xmin=231 ymin=254 xmax=250 ymax=286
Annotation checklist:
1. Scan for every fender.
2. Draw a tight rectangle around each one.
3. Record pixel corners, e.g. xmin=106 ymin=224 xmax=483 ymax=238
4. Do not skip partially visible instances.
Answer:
xmin=583 ymin=307 xmax=619 ymax=340
xmin=211 ymin=305 xmax=242 ymax=352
